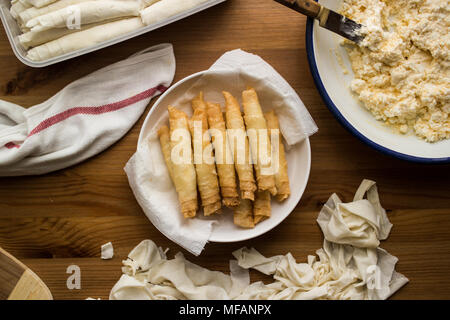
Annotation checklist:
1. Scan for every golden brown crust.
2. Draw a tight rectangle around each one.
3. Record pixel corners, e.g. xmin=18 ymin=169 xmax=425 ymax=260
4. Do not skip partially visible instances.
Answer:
xmin=234 ymin=198 xmax=255 ymax=229
xmin=223 ymin=91 xmax=257 ymax=201
xmin=204 ymin=201 xmax=222 ymax=216
xmin=205 ymin=102 xmax=240 ymax=207
xmin=242 ymin=88 xmax=277 ymax=196
xmin=191 ymin=92 xmax=207 ymax=112
xmin=264 ymin=110 xmax=291 ymax=202
xmin=223 ymin=196 xmax=241 ymax=208
xmin=168 ymin=106 xmax=198 ymax=218
xmin=189 ymin=100 xmax=222 ymax=216
xmin=157 ymin=125 xmax=175 ymax=182
xmin=182 ymin=201 xmax=198 ymax=219
xmin=253 ymin=190 xmax=271 ymax=225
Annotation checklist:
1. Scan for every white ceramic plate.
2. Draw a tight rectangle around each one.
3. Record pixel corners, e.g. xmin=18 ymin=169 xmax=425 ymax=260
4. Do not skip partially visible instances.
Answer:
xmin=306 ymin=0 xmax=450 ymax=163
xmin=138 ymin=71 xmax=311 ymax=242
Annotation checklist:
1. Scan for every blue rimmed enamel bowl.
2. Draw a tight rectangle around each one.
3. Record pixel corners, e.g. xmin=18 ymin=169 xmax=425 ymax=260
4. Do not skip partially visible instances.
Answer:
xmin=305 ymin=0 xmax=450 ymax=163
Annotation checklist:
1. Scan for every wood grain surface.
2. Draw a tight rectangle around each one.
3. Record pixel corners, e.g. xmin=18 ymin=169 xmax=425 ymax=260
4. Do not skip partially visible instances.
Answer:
xmin=0 ymin=0 xmax=449 ymax=300
xmin=0 ymin=247 xmax=26 ymax=299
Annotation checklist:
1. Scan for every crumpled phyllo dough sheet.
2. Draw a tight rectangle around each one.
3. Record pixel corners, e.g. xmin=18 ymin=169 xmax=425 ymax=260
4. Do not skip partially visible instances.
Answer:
xmin=110 ymin=179 xmax=408 ymax=300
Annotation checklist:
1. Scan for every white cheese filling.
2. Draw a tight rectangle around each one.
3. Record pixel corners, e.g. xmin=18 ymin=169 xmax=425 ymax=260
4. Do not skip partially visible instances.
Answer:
xmin=341 ymin=0 xmax=449 ymax=142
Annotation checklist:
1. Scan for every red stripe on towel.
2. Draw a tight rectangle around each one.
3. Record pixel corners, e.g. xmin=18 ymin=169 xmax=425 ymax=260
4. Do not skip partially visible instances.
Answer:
xmin=5 ymin=142 xmax=20 ymax=149
xmin=3 ymin=84 xmax=167 ymax=150
xmin=27 ymin=84 xmax=167 ymax=137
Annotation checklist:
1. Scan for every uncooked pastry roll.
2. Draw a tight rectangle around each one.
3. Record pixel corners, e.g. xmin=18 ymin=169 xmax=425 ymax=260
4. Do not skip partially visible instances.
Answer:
xmin=26 ymin=1 xmax=141 ymax=32
xmin=19 ymin=19 xmax=119 ymax=49
xmin=168 ymin=106 xmax=198 ymax=218
xmin=206 ymin=102 xmax=240 ymax=207
xmin=19 ymin=0 xmax=91 ymax=25
xmin=27 ymin=18 xmax=145 ymax=61
xmin=242 ymin=88 xmax=277 ymax=196
xmin=264 ymin=110 xmax=290 ymax=202
xmin=223 ymin=91 xmax=257 ymax=201
xmin=189 ymin=95 xmax=222 ymax=216
xmin=10 ymin=0 xmax=31 ymax=20
xmin=27 ymin=0 xmax=58 ymax=9
xmin=141 ymin=0 xmax=161 ymax=7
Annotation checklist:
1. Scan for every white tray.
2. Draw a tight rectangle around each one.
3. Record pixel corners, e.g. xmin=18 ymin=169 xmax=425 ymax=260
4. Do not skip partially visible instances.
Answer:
xmin=0 ymin=0 xmax=227 ymax=67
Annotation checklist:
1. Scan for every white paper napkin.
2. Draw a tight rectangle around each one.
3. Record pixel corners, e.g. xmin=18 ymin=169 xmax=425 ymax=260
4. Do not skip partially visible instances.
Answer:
xmin=125 ymin=49 xmax=318 ymax=256
xmin=208 ymin=49 xmax=318 ymax=146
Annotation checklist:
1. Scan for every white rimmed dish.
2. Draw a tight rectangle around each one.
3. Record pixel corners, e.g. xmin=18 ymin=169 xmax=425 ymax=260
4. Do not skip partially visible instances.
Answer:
xmin=306 ymin=0 xmax=450 ymax=163
xmin=137 ymin=71 xmax=311 ymax=243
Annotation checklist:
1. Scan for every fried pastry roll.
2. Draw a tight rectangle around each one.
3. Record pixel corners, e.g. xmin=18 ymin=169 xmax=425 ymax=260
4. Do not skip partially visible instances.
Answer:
xmin=233 ymin=198 xmax=255 ymax=229
xmin=205 ymin=102 xmax=240 ymax=207
xmin=191 ymin=91 xmax=207 ymax=112
xmin=223 ymin=91 xmax=257 ymax=201
xmin=157 ymin=125 xmax=175 ymax=181
xmin=242 ymin=88 xmax=277 ymax=196
xmin=264 ymin=110 xmax=291 ymax=202
xmin=167 ymin=106 xmax=198 ymax=218
xmin=253 ymin=190 xmax=271 ymax=225
xmin=189 ymin=103 xmax=222 ymax=216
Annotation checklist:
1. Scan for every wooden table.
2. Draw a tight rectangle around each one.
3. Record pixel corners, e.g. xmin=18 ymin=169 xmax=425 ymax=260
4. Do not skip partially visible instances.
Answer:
xmin=0 ymin=0 xmax=449 ymax=300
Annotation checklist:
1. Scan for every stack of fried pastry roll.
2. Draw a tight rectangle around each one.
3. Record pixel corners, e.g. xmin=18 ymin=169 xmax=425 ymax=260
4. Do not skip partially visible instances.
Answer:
xmin=190 ymin=93 xmax=222 ymax=215
xmin=264 ymin=110 xmax=290 ymax=202
xmin=205 ymin=100 xmax=240 ymax=207
xmin=157 ymin=88 xmax=290 ymax=228
xmin=158 ymin=107 xmax=199 ymax=218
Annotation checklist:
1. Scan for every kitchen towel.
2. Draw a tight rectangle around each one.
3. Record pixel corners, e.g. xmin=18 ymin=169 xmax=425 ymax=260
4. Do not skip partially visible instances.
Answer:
xmin=0 ymin=43 xmax=175 ymax=176
xmin=124 ymin=49 xmax=318 ymax=256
